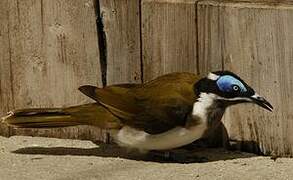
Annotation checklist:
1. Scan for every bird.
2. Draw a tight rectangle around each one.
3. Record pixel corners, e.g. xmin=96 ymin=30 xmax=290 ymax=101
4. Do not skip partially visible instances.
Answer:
xmin=1 ymin=71 xmax=273 ymax=161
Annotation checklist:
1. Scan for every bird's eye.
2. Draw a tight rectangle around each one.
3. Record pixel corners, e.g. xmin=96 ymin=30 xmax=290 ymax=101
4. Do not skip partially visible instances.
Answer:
xmin=232 ymin=85 xmax=240 ymax=92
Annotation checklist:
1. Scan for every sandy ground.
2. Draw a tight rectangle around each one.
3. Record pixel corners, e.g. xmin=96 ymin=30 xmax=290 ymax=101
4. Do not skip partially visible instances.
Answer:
xmin=0 ymin=136 xmax=292 ymax=180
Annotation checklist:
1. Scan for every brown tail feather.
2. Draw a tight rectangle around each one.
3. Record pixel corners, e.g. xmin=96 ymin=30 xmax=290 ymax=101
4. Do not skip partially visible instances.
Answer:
xmin=1 ymin=103 xmax=121 ymax=129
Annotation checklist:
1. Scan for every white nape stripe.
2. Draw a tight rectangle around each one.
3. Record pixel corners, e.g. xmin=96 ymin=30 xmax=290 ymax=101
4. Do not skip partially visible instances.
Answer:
xmin=218 ymin=96 xmax=252 ymax=102
xmin=198 ymin=92 xmax=252 ymax=102
xmin=207 ymin=72 xmax=220 ymax=80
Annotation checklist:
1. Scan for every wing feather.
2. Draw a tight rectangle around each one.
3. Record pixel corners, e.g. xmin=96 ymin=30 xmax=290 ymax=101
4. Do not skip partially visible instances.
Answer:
xmin=79 ymin=73 xmax=200 ymax=134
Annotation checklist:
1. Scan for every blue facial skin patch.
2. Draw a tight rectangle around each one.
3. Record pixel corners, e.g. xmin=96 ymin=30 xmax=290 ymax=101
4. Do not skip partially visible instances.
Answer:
xmin=216 ymin=75 xmax=247 ymax=93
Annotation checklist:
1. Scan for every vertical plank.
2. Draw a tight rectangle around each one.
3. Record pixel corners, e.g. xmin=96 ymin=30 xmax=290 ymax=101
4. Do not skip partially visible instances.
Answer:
xmin=99 ymin=0 xmax=142 ymax=84
xmin=97 ymin=0 xmax=141 ymax=143
xmin=2 ymin=0 xmax=104 ymax=141
xmin=0 ymin=0 xmax=14 ymax=137
xmin=141 ymin=0 xmax=227 ymax=147
xmin=141 ymin=0 xmax=198 ymax=82
xmin=198 ymin=0 xmax=293 ymax=156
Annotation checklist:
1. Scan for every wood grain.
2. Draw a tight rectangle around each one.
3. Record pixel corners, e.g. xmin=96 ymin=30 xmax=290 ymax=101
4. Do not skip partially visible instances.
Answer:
xmin=2 ymin=0 xmax=293 ymax=156
xmin=140 ymin=0 xmax=227 ymax=147
xmin=141 ymin=0 xmax=199 ymax=82
xmin=198 ymin=0 xmax=293 ymax=156
xmin=99 ymin=0 xmax=142 ymax=84
xmin=1 ymin=0 xmax=104 ymax=141
xmin=0 ymin=0 xmax=14 ymax=137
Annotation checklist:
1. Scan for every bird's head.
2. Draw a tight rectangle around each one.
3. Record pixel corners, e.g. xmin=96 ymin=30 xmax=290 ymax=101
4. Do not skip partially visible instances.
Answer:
xmin=194 ymin=71 xmax=273 ymax=111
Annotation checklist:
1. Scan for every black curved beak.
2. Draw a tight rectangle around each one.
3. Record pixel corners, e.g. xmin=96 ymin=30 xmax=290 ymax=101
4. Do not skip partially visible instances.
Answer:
xmin=250 ymin=93 xmax=273 ymax=112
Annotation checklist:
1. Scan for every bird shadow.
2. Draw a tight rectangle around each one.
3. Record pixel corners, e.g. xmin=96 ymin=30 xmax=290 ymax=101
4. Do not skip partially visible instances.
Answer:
xmin=11 ymin=122 xmax=263 ymax=163
xmin=12 ymin=140 xmax=257 ymax=164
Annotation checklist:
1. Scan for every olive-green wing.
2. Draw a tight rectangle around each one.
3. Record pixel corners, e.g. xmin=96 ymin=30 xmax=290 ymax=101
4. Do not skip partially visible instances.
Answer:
xmin=79 ymin=84 xmax=142 ymax=120
xmin=79 ymin=73 xmax=200 ymax=134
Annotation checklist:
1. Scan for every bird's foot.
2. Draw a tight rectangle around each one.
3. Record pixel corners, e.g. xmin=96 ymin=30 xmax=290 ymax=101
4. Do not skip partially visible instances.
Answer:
xmin=147 ymin=149 xmax=208 ymax=163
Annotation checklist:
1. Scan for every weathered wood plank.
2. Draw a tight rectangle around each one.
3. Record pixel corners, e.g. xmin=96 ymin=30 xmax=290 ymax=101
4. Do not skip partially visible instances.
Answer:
xmin=0 ymin=0 xmax=14 ymax=137
xmin=141 ymin=0 xmax=199 ymax=82
xmin=198 ymin=0 xmax=293 ymax=156
xmin=2 ymin=0 xmax=104 ymax=141
xmin=140 ymin=0 xmax=227 ymax=147
xmin=99 ymin=0 xmax=142 ymax=84
xmin=97 ymin=0 xmax=142 ymax=142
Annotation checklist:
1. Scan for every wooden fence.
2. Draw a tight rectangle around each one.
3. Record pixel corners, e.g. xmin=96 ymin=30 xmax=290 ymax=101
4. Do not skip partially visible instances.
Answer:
xmin=1 ymin=0 xmax=293 ymax=156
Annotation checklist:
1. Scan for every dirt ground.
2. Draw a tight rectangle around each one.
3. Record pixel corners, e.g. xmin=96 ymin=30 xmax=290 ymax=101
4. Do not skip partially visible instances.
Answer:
xmin=0 ymin=136 xmax=292 ymax=180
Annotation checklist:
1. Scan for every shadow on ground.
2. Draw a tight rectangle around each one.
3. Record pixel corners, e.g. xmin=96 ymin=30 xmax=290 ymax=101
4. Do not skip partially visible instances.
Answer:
xmin=12 ymin=141 xmax=256 ymax=164
xmin=11 ymin=122 xmax=262 ymax=163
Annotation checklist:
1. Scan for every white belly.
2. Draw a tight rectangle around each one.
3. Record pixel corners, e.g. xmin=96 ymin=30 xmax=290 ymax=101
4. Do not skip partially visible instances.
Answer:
xmin=112 ymin=123 xmax=207 ymax=151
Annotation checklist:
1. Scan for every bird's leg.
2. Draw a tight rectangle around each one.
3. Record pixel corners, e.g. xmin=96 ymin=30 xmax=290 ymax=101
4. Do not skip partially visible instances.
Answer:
xmin=147 ymin=149 xmax=208 ymax=163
